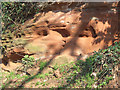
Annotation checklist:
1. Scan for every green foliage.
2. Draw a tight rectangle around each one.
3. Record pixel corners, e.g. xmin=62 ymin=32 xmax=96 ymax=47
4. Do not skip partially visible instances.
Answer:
xmin=2 ymin=2 xmax=39 ymax=33
xmin=45 ymin=73 xmax=50 ymax=76
xmin=39 ymin=61 xmax=47 ymax=71
xmin=5 ymin=72 xmax=15 ymax=80
xmin=1 ymin=42 xmax=119 ymax=88
xmin=65 ymin=41 xmax=120 ymax=88
xmin=35 ymin=81 xmax=41 ymax=86
xmin=35 ymin=74 xmax=45 ymax=79
xmin=22 ymin=55 xmax=35 ymax=72
xmin=53 ymin=64 xmax=59 ymax=70
xmin=1 ymin=2 xmax=40 ymax=55
xmin=1 ymin=71 xmax=28 ymax=89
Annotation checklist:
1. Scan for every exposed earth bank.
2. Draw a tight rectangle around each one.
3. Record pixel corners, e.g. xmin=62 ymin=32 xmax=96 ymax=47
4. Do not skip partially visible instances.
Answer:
xmin=1 ymin=2 xmax=120 ymax=73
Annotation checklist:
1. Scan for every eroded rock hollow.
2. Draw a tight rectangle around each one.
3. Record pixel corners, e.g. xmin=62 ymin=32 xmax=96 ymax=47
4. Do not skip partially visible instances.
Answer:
xmin=2 ymin=2 xmax=120 ymax=67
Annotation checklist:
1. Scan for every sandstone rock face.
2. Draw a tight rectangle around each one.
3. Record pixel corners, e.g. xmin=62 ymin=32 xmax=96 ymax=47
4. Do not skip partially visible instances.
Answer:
xmin=2 ymin=2 xmax=119 ymax=65
xmin=22 ymin=2 xmax=118 ymax=55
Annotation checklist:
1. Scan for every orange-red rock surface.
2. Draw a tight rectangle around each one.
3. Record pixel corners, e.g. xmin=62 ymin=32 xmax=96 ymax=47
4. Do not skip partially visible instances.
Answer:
xmin=2 ymin=2 xmax=120 ymax=64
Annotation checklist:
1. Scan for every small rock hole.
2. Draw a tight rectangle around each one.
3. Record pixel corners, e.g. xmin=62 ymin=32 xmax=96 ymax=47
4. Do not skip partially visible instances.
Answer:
xmin=43 ymin=30 xmax=48 ymax=36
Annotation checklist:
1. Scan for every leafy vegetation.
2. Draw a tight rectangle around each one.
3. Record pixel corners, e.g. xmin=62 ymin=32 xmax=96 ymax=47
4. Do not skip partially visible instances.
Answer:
xmin=1 ymin=41 xmax=120 ymax=88
xmin=1 ymin=2 xmax=55 ymax=60
xmin=21 ymin=55 xmax=35 ymax=72
xmin=15 ymin=55 xmax=36 ymax=75
xmin=39 ymin=61 xmax=47 ymax=71
xmin=60 ymin=41 xmax=120 ymax=88
xmin=2 ymin=2 xmax=39 ymax=33
xmin=1 ymin=2 xmax=40 ymax=58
